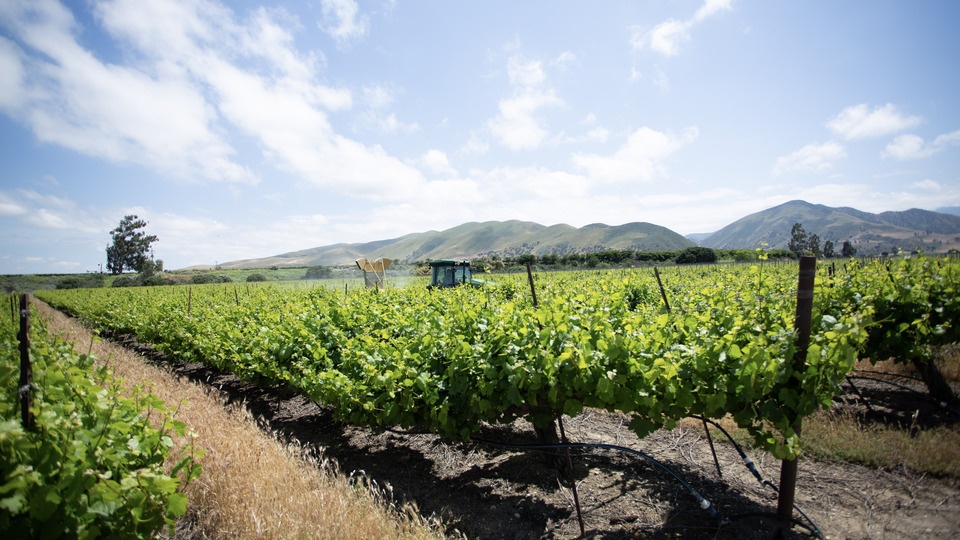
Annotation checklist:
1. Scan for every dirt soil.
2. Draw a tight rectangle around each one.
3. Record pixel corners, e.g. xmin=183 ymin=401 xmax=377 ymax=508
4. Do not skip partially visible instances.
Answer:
xmin=114 ymin=335 xmax=959 ymax=540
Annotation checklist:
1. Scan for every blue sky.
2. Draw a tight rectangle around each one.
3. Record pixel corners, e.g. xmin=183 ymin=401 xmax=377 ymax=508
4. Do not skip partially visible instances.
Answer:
xmin=1 ymin=0 xmax=958 ymax=273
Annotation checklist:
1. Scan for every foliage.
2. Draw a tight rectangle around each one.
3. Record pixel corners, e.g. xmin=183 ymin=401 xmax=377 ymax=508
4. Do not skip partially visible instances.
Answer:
xmin=55 ymin=274 xmax=105 ymax=290
xmin=246 ymin=274 xmax=268 ymax=282
xmin=106 ymin=215 xmax=159 ymax=275
xmin=822 ymin=256 xmax=959 ymax=403
xmin=189 ymin=274 xmax=232 ymax=284
xmin=34 ymin=261 xmax=897 ymax=459
xmin=303 ymin=266 xmax=333 ymax=280
xmin=788 ymin=222 xmax=809 ymax=257
xmin=0 ymin=295 xmax=200 ymax=537
xmin=674 ymin=247 xmax=717 ymax=264
xmin=841 ymin=241 xmax=857 ymax=258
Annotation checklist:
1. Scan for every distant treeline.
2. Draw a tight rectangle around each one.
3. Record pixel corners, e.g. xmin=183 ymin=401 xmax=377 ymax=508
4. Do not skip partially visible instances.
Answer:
xmin=454 ymin=247 xmax=798 ymax=272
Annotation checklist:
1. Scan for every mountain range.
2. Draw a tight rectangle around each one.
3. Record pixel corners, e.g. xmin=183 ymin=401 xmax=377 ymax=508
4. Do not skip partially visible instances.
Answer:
xmin=211 ymin=200 xmax=960 ymax=269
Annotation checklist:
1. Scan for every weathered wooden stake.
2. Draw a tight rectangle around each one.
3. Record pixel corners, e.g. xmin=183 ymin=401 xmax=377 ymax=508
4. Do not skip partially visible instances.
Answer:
xmin=525 ymin=263 xmax=538 ymax=308
xmin=18 ymin=294 xmax=32 ymax=431
xmin=653 ymin=266 xmax=671 ymax=313
xmin=776 ymin=255 xmax=815 ymax=535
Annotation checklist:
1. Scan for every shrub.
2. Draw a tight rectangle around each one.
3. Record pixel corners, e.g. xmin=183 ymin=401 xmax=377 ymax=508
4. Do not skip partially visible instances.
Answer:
xmin=55 ymin=274 xmax=105 ymax=289
xmin=189 ymin=274 xmax=232 ymax=284
xmin=675 ymin=247 xmax=718 ymax=264
xmin=246 ymin=273 xmax=268 ymax=282
xmin=303 ymin=266 xmax=332 ymax=279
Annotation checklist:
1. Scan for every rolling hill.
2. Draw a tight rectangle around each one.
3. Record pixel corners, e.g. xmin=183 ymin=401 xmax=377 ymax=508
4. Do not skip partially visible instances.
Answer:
xmin=210 ymin=201 xmax=960 ymax=269
xmin=216 ymin=220 xmax=694 ymax=268
xmin=699 ymin=200 xmax=960 ymax=254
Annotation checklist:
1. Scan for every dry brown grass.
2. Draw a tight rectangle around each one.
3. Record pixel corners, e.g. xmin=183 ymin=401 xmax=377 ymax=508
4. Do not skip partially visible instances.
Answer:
xmin=800 ymin=409 xmax=960 ymax=477
xmin=34 ymin=301 xmax=450 ymax=540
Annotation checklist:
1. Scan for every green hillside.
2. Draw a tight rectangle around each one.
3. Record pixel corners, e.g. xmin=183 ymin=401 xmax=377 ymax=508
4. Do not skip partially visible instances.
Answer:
xmin=217 ymin=220 xmax=694 ymax=269
xmin=700 ymin=200 xmax=960 ymax=255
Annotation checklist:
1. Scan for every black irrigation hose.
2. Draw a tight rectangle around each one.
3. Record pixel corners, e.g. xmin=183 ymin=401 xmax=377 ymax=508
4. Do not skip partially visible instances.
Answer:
xmin=845 ymin=375 xmax=960 ymax=416
xmin=851 ymin=368 xmax=922 ymax=383
xmin=470 ymin=437 xmax=723 ymax=523
xmin=473 ymin=437 xmax=825 ymax=538
xmin=693 ymin=416 xmax=825 ymax=540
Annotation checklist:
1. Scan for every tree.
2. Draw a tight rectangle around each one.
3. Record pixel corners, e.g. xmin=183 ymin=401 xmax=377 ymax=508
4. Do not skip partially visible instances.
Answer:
xmin=674 ymin=247 xmax=717 ymax=264
xmin=823 ymin=240 xmax=836 ymax=258
xmin=808 ymin=233 xmax=822 ymax=258
xmin=841 ymin=240 xmax=857 ymax=257
xmin=106 ymin=215 xmax=158 ymax=274
xmin=788 ymin=222 xmax=808 ymax=258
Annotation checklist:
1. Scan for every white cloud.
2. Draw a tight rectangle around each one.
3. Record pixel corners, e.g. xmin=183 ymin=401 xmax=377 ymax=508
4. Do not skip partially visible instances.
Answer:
xmin=0 ymin=37 xmax=25 ymax=110
xmin=319 ymin=0 xmax=368 ymax=46
xmin=63 ymin=0 xmax=418 ymax=200
xmin=359 ymin=84 xmax=418 ymax=134
xmin=0 ymin=191 xmax=28 ymax=216
xmin=911 ymin=179 xmax=941 ymax=191
xmin=552 ymin=51 xmax=577 ymax=71
xmin=826 ymin=103 xmax=922 ymax=140
xmin=883 ymin=130 xmax=960 ymax=160
xmin=418 ymin=149 xmax=458 ymax=177
xmin=695 ymin=0 xmax=733 ymax=22
xmin=0 ymin=0 xmax=258 ymax=184
xmin=507 ymin=55 xmax=546 ymax=86
xmin=488 ymin=53 xmax=565 ymax=150
xmin=772 ymin=141 xmax=846 ymax=176
xmin=572 ymin=126 xmax=698 ymax=183
xmin=488 ymin=89 xmax=564 ymax=150
xmin=630 ymin=0 xmax=732 ymax=57
xmin=883 ymin=134 xmax=931 ymax=160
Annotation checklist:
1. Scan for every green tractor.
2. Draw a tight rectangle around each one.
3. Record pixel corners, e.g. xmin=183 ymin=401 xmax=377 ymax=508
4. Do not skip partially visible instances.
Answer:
xmin=427 ymin=259 xmax=487 ymax=289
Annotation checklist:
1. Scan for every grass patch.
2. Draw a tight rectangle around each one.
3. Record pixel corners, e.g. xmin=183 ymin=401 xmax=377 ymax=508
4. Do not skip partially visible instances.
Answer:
xmin=687 ymin=408 xmax=960 ymax=478
xmin=802 ymin=409 xmax=960 ymax=477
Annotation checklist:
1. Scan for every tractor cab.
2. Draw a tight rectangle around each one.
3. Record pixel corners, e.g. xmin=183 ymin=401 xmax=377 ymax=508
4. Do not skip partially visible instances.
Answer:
xmin=428 ymin=259 xmax=482 ymax=289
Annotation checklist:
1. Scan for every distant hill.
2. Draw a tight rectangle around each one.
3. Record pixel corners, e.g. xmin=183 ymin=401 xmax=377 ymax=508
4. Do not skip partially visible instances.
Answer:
xmin=216 ymin=220 xmax=695 ymax=269
xmin=209 ymin=201 xmax=960 ymax=269
xmin=699 ymin=200 xmax=960 ymax=254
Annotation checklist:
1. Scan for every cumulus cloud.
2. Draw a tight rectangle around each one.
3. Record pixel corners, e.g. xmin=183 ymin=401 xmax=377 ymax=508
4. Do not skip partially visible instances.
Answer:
xmin=0 ymin=0 xmax=436 ymax=200
xmin=772 ymin=141 xmax=846 ymax=176
xmin=0 ymin=0 xmax=256 ymax=183
xmin=319 ymin=0 xmax=369 ymax=46
xmin=488 ymin=89 xmax=564 ymax=151
xmin=572 ymin=126 xmax=698 ymax=183
xmin=826 ymin=103 xmax=922 ymax=140
xmin=630 ymin=0 xmax=731 ymax=57
xmin=487 ymin=53 xmax=565 ymax=151
xmin=884 ymin=130 xmax=960 ymax=160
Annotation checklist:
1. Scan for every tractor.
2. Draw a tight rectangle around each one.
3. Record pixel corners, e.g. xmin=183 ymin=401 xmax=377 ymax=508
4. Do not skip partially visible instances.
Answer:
xmin=427 ymin=259 xmax=486 ymax=289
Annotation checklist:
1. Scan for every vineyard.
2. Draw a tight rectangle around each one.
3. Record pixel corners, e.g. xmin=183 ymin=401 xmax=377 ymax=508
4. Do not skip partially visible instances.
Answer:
xmin=16 ymin=255 xmax=960 ymax=537
xmin=0 ymin=294 xmax=200 ymax=537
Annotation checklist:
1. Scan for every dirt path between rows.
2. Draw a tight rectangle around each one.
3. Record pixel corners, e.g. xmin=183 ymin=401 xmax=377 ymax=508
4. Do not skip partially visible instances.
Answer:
xmin=41 ymin=301 xmax=960 ymax=539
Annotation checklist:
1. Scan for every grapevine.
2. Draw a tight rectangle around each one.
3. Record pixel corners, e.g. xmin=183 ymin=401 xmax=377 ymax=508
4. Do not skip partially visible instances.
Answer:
xmin=33 ymin=259 xmax=906 ymax=459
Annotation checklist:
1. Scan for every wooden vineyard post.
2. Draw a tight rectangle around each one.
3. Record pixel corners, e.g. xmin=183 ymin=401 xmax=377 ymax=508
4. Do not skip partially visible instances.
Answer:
xmin=776 ymin=255 xmax=815 ymax=534
xmin=525 ymin=263 xmax=538 ymax=308
xmin=653 ymin=266 xmax=671 ymax=313
xmin=18 ymin=294 xmax=32 ymax=431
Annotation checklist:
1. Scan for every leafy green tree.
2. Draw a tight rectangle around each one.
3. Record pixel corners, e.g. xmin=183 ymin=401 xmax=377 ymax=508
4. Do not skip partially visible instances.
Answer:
xmin=303 ymin=266 xmax=332 ymax=279
xmin=106 ymin=215 xmax=158 ymax=274
xmin=808 ymin=233 xmax=822 ymax=258
xmin=674 ymin=247 xmax=717 ymax=264
xmin=788 ymin=222 xmax=808 ymax=258
xmin=841 ymin=240 xmax=857 ymax=257
xmin=823 ymin=240 xmax=836 ymax=258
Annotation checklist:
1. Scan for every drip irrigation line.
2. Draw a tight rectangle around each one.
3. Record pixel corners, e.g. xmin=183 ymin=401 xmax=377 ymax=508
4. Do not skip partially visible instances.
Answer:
xmin=472 ymin=437 xmax=723 ymax=524
xmin=851 ymin=369 xmax=922 ymax=383
xmin=845 ymin=375 xmax=960 ymax=416
xmin=694 ymin=416 xmax=824 ymax=540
